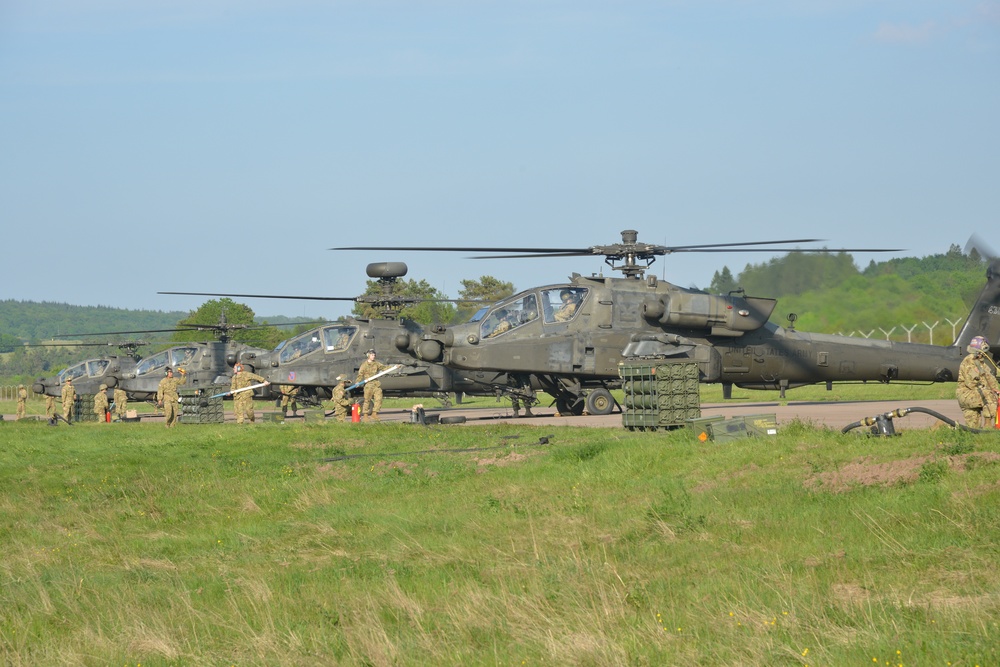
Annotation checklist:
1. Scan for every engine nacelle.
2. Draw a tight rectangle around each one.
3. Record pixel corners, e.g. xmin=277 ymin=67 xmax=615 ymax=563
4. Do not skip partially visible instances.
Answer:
xmin=644 ymin=293 xmax=776 ymax=333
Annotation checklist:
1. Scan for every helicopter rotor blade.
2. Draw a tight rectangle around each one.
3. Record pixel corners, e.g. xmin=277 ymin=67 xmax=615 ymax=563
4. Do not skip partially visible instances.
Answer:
xmin=964 ymin=233 xmax=997 ymax=262
xmin=159 ymin=291 xmax=358 ymax=302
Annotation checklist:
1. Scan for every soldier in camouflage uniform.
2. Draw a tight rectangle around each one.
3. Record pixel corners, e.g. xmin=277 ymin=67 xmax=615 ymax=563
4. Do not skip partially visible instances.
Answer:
xmin=231 ymin=364 xmax=269 ymax=424
xmin=329 ymin=374 xmax=352 ymax=422
xmin=279 ymin=384 xmax=301 ymax=416
xmin=356 ymin=349 xmax=391 ymax=421
xmin=113 ymin=387 xmax=128 ymax=421
xmin=157 ymin=367 xmax=187 ymax=428
xmin=16 ymin=384 xmax=28 ymax=420
xmin=45 ymin=394 xmax=56 ymax=420
xmin=956 ymin=336 xmax=1000 ymax=429
xmin=61 ymin=377 xmax=76 ymax=423
xmin=94 ymin=384 xmax=110 ymax=422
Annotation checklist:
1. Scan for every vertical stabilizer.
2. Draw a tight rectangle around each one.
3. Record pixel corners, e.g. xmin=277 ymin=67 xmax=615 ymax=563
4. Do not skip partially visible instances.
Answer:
xmin=955 ymin=259 xmax=1000 ymax=350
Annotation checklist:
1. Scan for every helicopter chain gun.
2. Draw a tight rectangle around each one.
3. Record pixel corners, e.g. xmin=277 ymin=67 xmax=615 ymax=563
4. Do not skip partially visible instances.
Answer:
xmin=332 ymin=230 xmax=1000 ymax=415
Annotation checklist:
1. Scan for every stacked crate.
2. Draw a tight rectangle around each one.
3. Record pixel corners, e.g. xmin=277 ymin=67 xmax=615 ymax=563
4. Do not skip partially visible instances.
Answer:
xmin=178 ymin=385 xmax=226 ymax=424
xmin=74 ymin=395 xmax=98 ymax=422
xmin=620 ymin=362 xmax=701 ymax=431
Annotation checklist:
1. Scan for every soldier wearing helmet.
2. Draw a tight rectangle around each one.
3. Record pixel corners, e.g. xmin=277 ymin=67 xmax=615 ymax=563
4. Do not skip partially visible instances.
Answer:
xmin=553 ymin=289 xmax=580 ymax=322
xmin=356 ymin=349 xmax=391 ymax=422
xmin=61 ymin=376 xmax=76 ymax=424
xmin=956 ymin=335 xmax=1000 ymax=428
xmin=94 ymin=384 xmax=110 ymax=422
xmin=329 ymin=374 xmax=352 ymax=422
xmin=157 ymin=367 xmax=187 ymax=428
xmin=230 ymin=363 xmax=268 ymax=425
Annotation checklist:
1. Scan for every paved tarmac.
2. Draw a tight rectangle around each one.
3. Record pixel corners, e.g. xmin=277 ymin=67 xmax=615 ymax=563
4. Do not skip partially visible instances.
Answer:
xmin=355 ymin=398 xmax=971 ymax=433
xmin=5 ymin=399 xmax=975 ymax=433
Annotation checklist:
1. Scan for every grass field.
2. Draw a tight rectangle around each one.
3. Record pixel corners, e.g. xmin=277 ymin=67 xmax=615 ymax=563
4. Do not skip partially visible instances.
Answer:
xmin=1 ymin=400 xmax=998 ymax=665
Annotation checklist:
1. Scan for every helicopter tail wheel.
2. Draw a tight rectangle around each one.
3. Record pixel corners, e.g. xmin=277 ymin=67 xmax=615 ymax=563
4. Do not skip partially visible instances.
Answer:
xmin=584 ymin=388 xmax=614 ymax=416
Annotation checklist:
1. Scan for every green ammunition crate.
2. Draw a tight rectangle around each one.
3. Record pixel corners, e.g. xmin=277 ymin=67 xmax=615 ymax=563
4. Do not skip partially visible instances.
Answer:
xmin=685 ymin=415 xmax=726 ymax=440
xmin=707 ymin=417 xmax=749 ymax=443
xmin=743 ymin=413 xmax=778 ymax=437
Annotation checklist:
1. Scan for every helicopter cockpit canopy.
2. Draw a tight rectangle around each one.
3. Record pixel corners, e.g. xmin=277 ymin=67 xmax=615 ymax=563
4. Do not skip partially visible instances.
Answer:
xmin=541 ymin=287 xmax=587 ymax=324
xmin=135 ymin=347 xmax=200 ymax=376
xmin=480 ymin=293 xmax=540 ymax=339
xmin=322 ymin=325 xmax=358 ymax=353
xmin=277 ymin=326 xmax=356 ymax=364
xmin=279 ymin=331 xmax=323 ymax=363
xmin=59 ymin=359 xmax=110 ymax=383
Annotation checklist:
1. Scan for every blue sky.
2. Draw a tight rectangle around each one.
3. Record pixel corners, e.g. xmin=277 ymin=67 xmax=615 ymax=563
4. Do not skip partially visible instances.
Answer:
xmin=2 ymin=1 xmax=997 ymax=320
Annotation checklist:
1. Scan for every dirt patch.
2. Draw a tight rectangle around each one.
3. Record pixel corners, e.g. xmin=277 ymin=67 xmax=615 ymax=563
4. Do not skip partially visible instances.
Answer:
xmin=373 ymin=460 xmax=417 ymax=476
xmin=806 ymin=452 xmax=1000 ymax=493
xmin=474 ymin=450 xmax=537 ymax=473
xmin=830 ymin=582 xmax=870 ymax=609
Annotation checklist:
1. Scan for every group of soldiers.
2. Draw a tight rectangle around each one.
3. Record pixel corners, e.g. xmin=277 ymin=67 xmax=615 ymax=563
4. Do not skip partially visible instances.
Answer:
xmin=13 ymin=376 xmax=130 ymax=424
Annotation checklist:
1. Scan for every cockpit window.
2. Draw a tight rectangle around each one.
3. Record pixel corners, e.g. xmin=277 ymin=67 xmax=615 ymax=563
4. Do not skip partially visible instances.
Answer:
xmin=280 ymin=331 xmax=323 ymax=363
xmin=322 ymin=326 xmax=357 ymax=352
xmin=542 ymin=287 xmax=587 ymax=324
xmin=87 ymin=359 xmax=110 ymax=376
xmin=169 ymin=347 xmax=199 ymax=369
xmin=468 ymin=306 xmax=489 ymax=323
xmin=136 ymin=351 xmax=170 ymax=376
xmin=60 ymin=362 xmax=88 ymax=383
xmin=480 ymin=294 xmax=539 ymax=339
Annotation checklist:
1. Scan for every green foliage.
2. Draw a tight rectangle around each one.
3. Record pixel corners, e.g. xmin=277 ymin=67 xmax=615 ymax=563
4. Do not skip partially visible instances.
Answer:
xmin=736 ymin=250 xmax=861 ymax=298
xmin=0 ymin=299 xmax=186 ymax=341
xmin=352 ymin=278 xmax=457 ymax=325
xmin=455 ymin=275 xmax=515 ymax=321
xmin=173 ymin=298 xmax=286 ymax=350
xmin=709 ymin=266 xmax=736 ymax=294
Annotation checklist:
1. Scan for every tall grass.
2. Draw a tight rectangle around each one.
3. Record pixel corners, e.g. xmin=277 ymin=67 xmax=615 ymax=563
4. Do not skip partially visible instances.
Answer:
xmin=1 ymin=418 xmax=997 ymax=665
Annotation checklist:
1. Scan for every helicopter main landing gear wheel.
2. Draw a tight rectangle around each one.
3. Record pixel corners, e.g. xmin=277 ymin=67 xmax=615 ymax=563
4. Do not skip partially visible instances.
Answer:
xmin=584 ymin=388 xmax=614 ymax=416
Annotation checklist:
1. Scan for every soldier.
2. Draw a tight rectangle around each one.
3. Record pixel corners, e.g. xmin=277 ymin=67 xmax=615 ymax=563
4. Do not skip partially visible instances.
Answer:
xmin=45 ymin=394 xmax=56 ymax=420
xmin=279 ymin=384 xmax=301 ymax=417
xmin=16 ymin=384 xmax=28 ymax=420
xmin=113 ymin=387 xmax=128 ymax=421
xmin=553 ymin=290 xmax=580 ymax=322
xmin=956 ymin=335 xmax=1000 ymax=429
xmin=329 ymin=374 xmax=352 ymax=422
xmin=508 ymin=374 xmax=536 ymax=418
xmin=156 ymin=367 xmax=187 ymax=428
xmin=231 ymin=363 xmax=269 ymax=424
xmin=93 ymin=384 xmax=110 ymax=422
xmin=487 ymin=309 xmax=513 ymax=338
xmin=356 ymin=349 xmax=391 ymax=422
xmin=61 ymin=376 xmax=76 ymax=423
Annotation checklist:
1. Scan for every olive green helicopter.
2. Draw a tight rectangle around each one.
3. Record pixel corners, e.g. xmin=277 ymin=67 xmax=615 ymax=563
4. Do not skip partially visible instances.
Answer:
xmin=160 ymin=262 xmax=541 ymax=412
xmin=30 ymin=312 xmax=306 ymax=404
xmin=332 ymin=230 xmax=1000 ymax=416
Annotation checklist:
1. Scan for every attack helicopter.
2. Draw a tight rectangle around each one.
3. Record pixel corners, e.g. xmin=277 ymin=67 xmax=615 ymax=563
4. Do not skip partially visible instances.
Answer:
xmin=160 ymin=262 xmax=541 ymax=411
xmin=30 ymin=313 xmax=294 ymax=402
xmin=333 ymin=230 xmax=1000 ymax=416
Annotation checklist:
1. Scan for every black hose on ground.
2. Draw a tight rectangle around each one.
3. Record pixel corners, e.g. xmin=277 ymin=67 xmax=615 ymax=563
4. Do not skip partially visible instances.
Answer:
xmin=841 ymin=406 xmax=998 ymax=434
